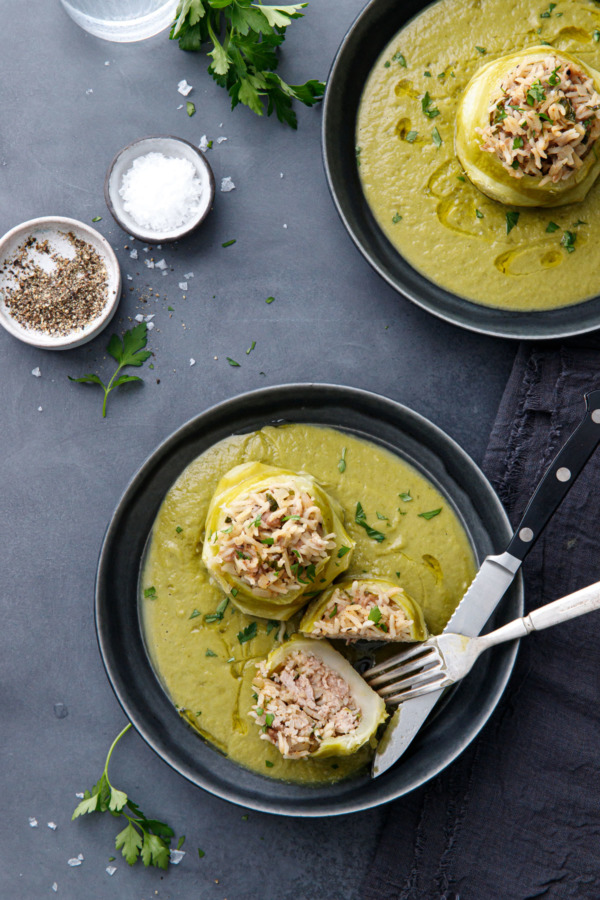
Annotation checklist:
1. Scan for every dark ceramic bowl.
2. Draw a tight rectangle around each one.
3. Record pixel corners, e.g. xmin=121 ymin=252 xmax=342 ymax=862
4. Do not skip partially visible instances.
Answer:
xmin=322 ymin=0 xmax=600 ymax=340
xmin=95 ymin=384 xmax=522 ymax=816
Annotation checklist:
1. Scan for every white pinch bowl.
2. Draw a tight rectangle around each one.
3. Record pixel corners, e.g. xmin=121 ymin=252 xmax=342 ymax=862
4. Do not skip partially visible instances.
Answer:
xmin=104 ymin=135 xmax=215 ymax=243
xmin=0 ymin=216 xmax=121 ymax=350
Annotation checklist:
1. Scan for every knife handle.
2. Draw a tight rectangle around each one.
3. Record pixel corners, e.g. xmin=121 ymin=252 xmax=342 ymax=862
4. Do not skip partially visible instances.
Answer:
xmin=506 ymin=389 xmax=600 ymax=562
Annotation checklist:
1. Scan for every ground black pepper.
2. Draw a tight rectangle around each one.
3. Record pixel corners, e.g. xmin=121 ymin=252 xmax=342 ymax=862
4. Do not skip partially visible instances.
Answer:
xmin=1 ymin=231 xmax=109 ymax=335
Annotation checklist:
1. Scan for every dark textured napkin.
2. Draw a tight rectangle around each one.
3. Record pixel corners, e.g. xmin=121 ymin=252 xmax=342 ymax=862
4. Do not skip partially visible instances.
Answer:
xmin=361 ymin=342 xmax=600 ymax=900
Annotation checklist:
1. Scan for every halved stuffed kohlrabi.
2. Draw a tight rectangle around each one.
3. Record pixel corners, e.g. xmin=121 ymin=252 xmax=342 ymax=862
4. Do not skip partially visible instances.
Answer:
xmin=456 ymin=47 xmax=600 ymax=207
xmin=202 ymin=462 xmax=355 ymax=620
xmin=249 ymin=637 xmax=387 ymax=759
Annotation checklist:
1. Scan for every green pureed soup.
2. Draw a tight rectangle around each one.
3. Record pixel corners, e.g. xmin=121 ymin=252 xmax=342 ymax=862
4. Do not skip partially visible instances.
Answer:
xmin=356 ymin=0 xmax=600 ymax=311
xmin=141 ymin=424 xmax=475 ymax=783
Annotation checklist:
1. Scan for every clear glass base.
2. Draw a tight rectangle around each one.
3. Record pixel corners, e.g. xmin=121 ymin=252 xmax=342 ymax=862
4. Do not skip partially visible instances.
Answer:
xmin=60 ymin=0 xmax=178 ymax=43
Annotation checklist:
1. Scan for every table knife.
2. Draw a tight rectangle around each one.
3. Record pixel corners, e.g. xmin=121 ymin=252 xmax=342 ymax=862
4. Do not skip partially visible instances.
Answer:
xmin=372 ymin=389 xmax=600 ymax=778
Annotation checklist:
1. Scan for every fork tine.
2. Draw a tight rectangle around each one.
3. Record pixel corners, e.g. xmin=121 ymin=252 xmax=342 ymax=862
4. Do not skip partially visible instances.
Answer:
xmin=383 ymin=673 xmax=449 ymax=704
xmin=363 ymin=643 xmax=436 ymax=680
xmin=374 ymin=657 xmax=443 ymax=695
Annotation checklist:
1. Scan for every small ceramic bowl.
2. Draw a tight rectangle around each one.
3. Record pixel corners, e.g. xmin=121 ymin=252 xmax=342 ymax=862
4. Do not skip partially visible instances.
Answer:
xmin=104 ymin=135 xmax=215 ymax=243
xmin=0 ymin=216 xmax=121 ymax=350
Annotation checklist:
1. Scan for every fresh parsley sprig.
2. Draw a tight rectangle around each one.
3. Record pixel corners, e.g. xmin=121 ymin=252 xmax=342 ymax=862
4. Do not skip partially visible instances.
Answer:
xmin=69 ymin=322 xmax=152 ymax=418
xmin=72 ymin=724 xmax=176 ymax=870
xmin=170 ymin=0 xmax=324 ymax=128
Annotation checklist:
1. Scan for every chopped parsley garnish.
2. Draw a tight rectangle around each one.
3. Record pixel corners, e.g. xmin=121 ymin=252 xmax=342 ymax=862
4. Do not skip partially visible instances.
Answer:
xmin=265 ymin=296 xmax=275 ymax=304
xmin=282 ymin=514 xmax=301 ymax=521
xmin=418 ymin=508 xmax=442 ymax=520
xmin=572 ymin=219 xmax=588 ymax=227
xmin=246 ymin=340 xmax=256 ymax=355
xmin=424 ymin=71 xmax=432 ymax=77
xmin=526 ymin=79 xmax=546 ymax=105
xmin=475 ymin=209 xmax=483 ymax=219
xmin=511 ymin=159 xmax=520 ymax=169
xmin=538 ymin=112 xmax=552 ymax=123
xmin=198 ymin=849 xmax=205 ymax=859
xmin=540 ymin=2 xmax=556 ymax=17
xmin=338 ymin=447 xmax=347 ymax=473
xmin=595 ymin=30 xmax=600 ymax=43
xmin=399 ymin=491 xmax=412 ymax=502
xmin=226 ymin=357 xmax=240 ymax=367
xmin=238 ymin=622 xmax=258 ymax=644
xmin=266 ymin=492 xmax=279 ymax=511
xmin=329 ymin=604 xmax=338 ymax=618
xmin=513 ymin=136 xmax=524 ymax=149
xmin=475 ymin=45 xmax=486 ymax=54
xmin=186 ymin=101 xmax=195 ymax=116
xmin=230 ymin=587 xmax=239 ymax=597
xmin=355 ymin=502 xmax=386 ymax=542
xmin=506 ymin=211 xmax=520 ymax=234
xmin=144 ymin=586 xmax=157 ymax=599
xmin=175 ymin=525 xmax=183 ymax=533
xmin=546 ymin=221 xmax=560 ymax=233
xmin=265 ymin=713 xmax=274 ymax=727
xmin=222 ymin=239 xmax=237 ymax=248
xmin=189 ymin=609 xmax=201 ymax=619
xmin=421 ymin=92 xmax=440 ymax=119
xmin=368 ymin=606 xmax=382 ymax=624
xmin=266 ymin=620 xmax=279 ymax=635
xmin=392 ymin=51 xmax=407 ymax=67
xmin=384 ymin=61 xmax=390 ymax=68
xmin=265 ymin=760 xmax=274 ymax=768
xmin=494 ymin=103 xmax=507 ymax=123
xmin=376 ymin=511 xmax=389 ymax=520
xmin=561 ymin=230 xmax=576 ymax=253
xmin=548 ymin=65 xmax=561 ymax=87
xmin=405 ymin=130 xmax=418 ymax=142
xmin=457 ymin=175 xmax=466 ymax=182
xmin=205 ymin=597 xmax=229 ymax=623
xmin=337 ymin=545 xmax=351 ymax=558
xmin=91 ymin=216 xmax=102 ymax=222
xmin=260 ymin=536 xmax=275 ymax=545
xmin=205 ymin=648 xmax=217 ymax=657
xmin=432 ymin=127 xmax=442 ymax=148
xmin=392 ymin=212 xmax=403 ymax=223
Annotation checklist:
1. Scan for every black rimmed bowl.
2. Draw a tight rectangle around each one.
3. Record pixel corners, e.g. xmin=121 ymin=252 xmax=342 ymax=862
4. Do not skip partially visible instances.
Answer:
xmin=95 ymin=384 xmax=523 ymax=816
xmin=322 ymin=0 xmax=600 ymax=341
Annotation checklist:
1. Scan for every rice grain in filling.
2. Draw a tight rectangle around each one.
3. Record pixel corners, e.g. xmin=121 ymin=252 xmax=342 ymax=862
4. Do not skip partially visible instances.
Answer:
xmin=477 ymin=55 xmax=600 ymax=185
xmin=213 ymin=483 xmax=336 ymax=598
xmin=250 ymin=650 xmax=361 ymax=759
xmin=309 ymin=580 xmax=415 ymax=641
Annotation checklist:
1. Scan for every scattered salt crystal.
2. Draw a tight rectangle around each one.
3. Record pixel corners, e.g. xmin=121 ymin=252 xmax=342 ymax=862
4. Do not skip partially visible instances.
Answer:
xmin=144 ymin=259 xmax=154 ymax=269
xmin=143 ymin=247 xmax=149 ymax=252
xmin=220 ymin=176 xmax=235 ymax=192
xmin=128 ymin=235 xmax=135 ymax=241
xmin=283 ymin=224 xmax=288 ymax=229
xmin=106 ymin=866 xmax=117 ymax=876
xmin=199 ymin=135 xmax=209 ymax=151
xmin=156 ymin=244 xmax=162 ymax=249
xmin=31 ymin=367 xmax=41 ymax=378
xmin=52 ymin=884 xmax=58 ymax=893
xmin=85 ymin=88 xmax=93 ymax=95
xmin=104 ymin=60 xmax=110 ymax=66
xmin=280 ymin=172 xmax=284 ymax=178
xmin=75 ymin=793 xmax=84 ymax=799
xmin=126 ymin=274 xmax=133 ymax=281
xmin=219 ymin=122 xmax=223 ymax=127
xmin=177 ymin=79 xmax=193 ymax=96
xmin=189 ymin=358 xmax=195 ymax=366
xmin=119 ymin=152 xmax=205 ymax=233
xmin=67 ymin=859 xmax=82 ymax=868
xmin=216 ymin=136 xmax=228 ymax=144
xmin=47 ymin=822 xmax=57 ymax=831
xmin=38 ymin=407 xmax=43 ymax=412
xmin=77 ymin=854 xmax=84 ymax=861
xmin=170 ymin=849 xmax=186 ymax=865
xmin=135 ymin=314 xmax=144 ymax=323
xmin=184 ymin=271 xmax=194 ymax=279
xmin=176 ymin=104 xmax=184 ymax=110
xmin=178 ymin=282 xmax=188 ymax=291
xmin=155 ymin=259 xmax=167 ymax=270
xmin=129 ymin=249 xmax=138 ymax=259
xmin=29 ymin=817 xmax=38 ymax=828
xmin=146 ymin=321 xmax=155 ymax=331
xmin=162 ymin=271 xmax=168 ymax=276
xmin=144 ymin=314 xmax=155 ymax=321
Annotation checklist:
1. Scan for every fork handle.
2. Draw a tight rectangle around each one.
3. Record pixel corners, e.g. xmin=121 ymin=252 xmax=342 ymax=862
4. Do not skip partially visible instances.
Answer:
xmin=481 ymin=581 xmax=600 ymax=648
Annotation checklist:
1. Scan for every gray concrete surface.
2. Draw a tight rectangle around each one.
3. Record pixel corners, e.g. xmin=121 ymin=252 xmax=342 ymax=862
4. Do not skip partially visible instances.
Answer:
xmin=0 ymin=1 xmax=517 ymax=897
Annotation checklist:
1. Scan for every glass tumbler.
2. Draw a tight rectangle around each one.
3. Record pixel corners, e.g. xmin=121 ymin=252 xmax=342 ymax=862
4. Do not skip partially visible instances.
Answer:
xmin=60 ymin=0 xmax=179 ymax=42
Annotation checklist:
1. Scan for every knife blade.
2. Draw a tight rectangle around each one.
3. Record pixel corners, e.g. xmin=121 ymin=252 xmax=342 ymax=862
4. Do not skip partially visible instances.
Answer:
xmin=372 ymin=388 xmax=600 ymax=778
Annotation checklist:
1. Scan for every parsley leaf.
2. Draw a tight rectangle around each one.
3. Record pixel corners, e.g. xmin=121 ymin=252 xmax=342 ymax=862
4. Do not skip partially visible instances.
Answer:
xmin=337 ymin=545 xmax=351 ymax=558
xmin=186 ymin=101 xmax=196 ymax=116
xmin=546 ymin=221 xmax=560 ymax=233
xmin=405 ymin=130 xmax=418 ymax=142
xmin=561 ymin=230 xmax=576 ymax=253
xmin=69 ymin=322 xmax=151 ymax=418
xmin=338 ymin=447 xmax=347 ymax=473
xmin=170 ymin=2 xmax=324 ymax=129
xmin=432 ymin=126 xmax=442 ymax=148
xmin=421 ymin=91 xmax=440 ymax=118
xmin=506 ymin=211 xmax=520 ymax=234
xmin=418 ymin=508 xmax=442 ymax=520
xmin=72 ymin=724 xmax=176 ymax=869
xmin=355 ymin=502 xmax=386 ymax=542
xmin=238 ymin=621 xmax=258 ymax=644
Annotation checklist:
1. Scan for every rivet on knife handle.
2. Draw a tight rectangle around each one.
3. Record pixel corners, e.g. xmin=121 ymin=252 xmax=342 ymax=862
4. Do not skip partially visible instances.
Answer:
xmin=506 ymin=389 xmax=600 ymax=561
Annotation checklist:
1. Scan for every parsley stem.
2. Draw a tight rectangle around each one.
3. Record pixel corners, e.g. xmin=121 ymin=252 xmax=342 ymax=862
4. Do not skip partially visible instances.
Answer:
xmin=103 ymin=722 xmax=132 ymax=786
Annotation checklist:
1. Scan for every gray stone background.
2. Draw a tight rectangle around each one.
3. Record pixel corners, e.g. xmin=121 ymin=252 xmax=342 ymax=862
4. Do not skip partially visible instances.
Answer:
xmin=0 ymin=1 xmax=516 ymax=897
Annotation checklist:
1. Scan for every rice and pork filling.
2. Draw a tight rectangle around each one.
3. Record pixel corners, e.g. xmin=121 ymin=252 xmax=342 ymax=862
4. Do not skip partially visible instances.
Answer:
xmin=212 ymin=483 xmax=336 ymax=598
xmin=477 ymin=55 xmax=600 ymax=184
xmin=250 ymin=649 xmax=361 ymax=759
xmin=309 ymin=580 xmax=414 ymax=641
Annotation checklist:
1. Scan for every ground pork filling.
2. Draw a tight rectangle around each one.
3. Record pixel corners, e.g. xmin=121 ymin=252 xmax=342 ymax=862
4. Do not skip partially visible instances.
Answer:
xmin=476 ymin=55 xmax=600 ymax=184
xmin=250 ymin=650 xmax=361 ymax=759
xmin=212 ymin=483 xmax=336 ymax=598
xmin=310 ymin=581 xmax=413 ymax=641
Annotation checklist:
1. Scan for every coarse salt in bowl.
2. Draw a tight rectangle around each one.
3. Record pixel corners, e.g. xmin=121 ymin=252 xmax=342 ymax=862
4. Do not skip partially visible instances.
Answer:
xmin=0 ymin=216 xmax=121 ymax=350
xmin=105 ymin=136 xmax=215 ymax=243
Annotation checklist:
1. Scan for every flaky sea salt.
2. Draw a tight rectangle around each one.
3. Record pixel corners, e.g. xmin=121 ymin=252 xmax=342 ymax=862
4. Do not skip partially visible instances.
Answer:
xmin=184 ymin=271 xmax=194 ymax=279
xmin=29 ymin=817 xmax=38 ymax=828
xmin=126 ymin=274 xmax=133 ymax=281
xmin=177 ymin=79 xmax=192 ymax=96
xmin=51 ymin=884 xmax=58 ymax=893
xmin=47 ymin=822 xmax=57 ymax=831
xmin=38 ymin=406 xmax=43 ymax=412
xmin=129 ymin=249 xmax=138 ymax=259
xmin=75 ymin=793 xmax=84 ymax=799
xmin=134 ymin=314 xmax=144 ymax=322
xmin=31 ymin=367 xmax=41 ymax=378
xmin=199 ymin=135 xmax=210 ymax=151
xmin=189 ymin=358 xmax=195 ymax=366
xmin=144 ymin=259 xmax=154 ymax=269
xmin=155 ymin=259 xmax=167 ymax=270
xmin=106 ymin=866 xmax=117 ymax=876
xmin=119 ymin=153 xmax=205 ymax=233
xmin=178 ymin=282 xmax=188 ymax=291
xmin=67 ymin=858 xmax=82 ymax=868
xmin=221 ymin=176 xmax=235 ymax=192
xmin=170 ymin=849 xmax=186 ymax=865
xmin=147 ymin=321 xmax=155 ymax=331
xmin=216 ymin=136 xmax=227 ymax=144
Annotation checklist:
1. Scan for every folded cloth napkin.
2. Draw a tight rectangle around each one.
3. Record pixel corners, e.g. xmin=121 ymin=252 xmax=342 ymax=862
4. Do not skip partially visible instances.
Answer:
xmin=361 ymin=342 xmax=600 ymax=900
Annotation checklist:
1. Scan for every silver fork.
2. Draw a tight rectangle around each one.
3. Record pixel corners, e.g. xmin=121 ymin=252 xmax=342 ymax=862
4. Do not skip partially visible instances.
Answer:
xmin=364 ymin=580 xmax=600 ymax=704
